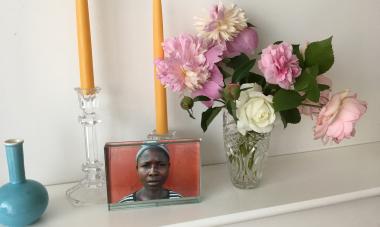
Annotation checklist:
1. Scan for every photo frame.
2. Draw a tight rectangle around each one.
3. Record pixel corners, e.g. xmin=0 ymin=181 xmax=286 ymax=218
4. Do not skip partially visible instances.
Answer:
xmin=104 ymin=138 xmax=201 ymax=210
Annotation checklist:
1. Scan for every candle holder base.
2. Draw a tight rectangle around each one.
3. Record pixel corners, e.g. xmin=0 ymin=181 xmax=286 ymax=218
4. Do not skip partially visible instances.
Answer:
xmin=147 ymin=130 xmax=176 ymax=140
xmin=66 ymin=161 xmax=107 ymax=206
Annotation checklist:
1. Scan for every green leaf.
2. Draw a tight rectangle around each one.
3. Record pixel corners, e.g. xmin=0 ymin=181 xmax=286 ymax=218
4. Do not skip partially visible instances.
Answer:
xmin=232 ymin=59 xmax=256 ymax=83
xmin=279 ymin=108 xmax=301 ymax=128
xmin=247 ymin=22 xmax=256 ymax=27
xmin=294 ymin=66 xmax=319 ymax=92
xmin=226 ymin=101 xmax=237 ymax=121
xmin=305 ymin=36 xmax=334 ymax=74
xmin=226 ymin=53 xmax=249 ymax=69
xmin=273 ymin=90 xmax=304 ymax=112
xmin=263 ymin=84 xmax=281 ymax=96
xmin=245 ymin=72 xmax=266 ymax=87
xmin=307 ymin=65 xmax=319 ymax=78
xmin=294 ymin=66 xmax=320 ymax=102
xmin=294 ymin=72 xmax=311 ymax=92
xmin=292 ymin=44 xmax=304 ymax=67
xmin=201 ymin=107 xmax=222 ymax=132
xmin=193 ymin=96 xmax=210 ymax=102
xmin=218 ymin=66 xmax=232 ymax=79
xmin=318 ymin=84 xmax=330 ymax=91
xmin=306 ymin=79 xmax=320 ymax=102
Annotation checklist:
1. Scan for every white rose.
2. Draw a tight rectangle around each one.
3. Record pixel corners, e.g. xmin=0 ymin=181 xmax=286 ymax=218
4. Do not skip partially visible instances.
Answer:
xmin=236 ymin=83 xmax=276 ymax=135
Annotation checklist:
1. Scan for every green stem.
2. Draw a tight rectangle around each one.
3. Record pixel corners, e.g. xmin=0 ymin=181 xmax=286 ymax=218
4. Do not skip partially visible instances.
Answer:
xmin=301 ymin=103 xmax=322 ymax=108
xmin=239 ymin=152 xmax=244 ymax=179
xmin=214 ymin=99 xmax=226 ymax=104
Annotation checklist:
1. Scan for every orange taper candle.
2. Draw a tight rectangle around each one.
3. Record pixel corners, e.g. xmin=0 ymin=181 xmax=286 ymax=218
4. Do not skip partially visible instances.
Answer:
xmin=153 ymin=0 xmax=168 ymax=134
xmin=76 ymin=0 xmax=95 ymax=92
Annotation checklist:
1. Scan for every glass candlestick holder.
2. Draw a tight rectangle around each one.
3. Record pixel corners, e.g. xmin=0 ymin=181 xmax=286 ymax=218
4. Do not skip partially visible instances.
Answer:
xmin=66 ymin=87 xmax=107 ymax=206
xmin=147 ymin=130 xmax=176 ymax=140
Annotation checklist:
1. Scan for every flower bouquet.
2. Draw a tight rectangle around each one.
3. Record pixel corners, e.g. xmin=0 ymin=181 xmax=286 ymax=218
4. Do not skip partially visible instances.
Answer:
xmin=155 ymin=2 xmax=367 ymax=188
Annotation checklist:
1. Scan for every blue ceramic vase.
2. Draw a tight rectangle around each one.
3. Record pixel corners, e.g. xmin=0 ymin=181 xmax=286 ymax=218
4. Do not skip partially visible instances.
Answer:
xmin=0 ymin=139 xmax=49 ymax=226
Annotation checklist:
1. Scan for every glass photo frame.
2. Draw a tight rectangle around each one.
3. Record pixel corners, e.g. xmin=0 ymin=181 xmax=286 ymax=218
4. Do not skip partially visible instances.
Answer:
xmin=104 ymin=138 xmax=201 ymax=210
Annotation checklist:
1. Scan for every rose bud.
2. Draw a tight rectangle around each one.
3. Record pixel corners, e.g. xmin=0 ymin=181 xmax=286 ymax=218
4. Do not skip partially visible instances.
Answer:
xmin=180 ymin=96 xmax=194 ymax=110
xmin=223 ymin=84 xmax=241 ymax=101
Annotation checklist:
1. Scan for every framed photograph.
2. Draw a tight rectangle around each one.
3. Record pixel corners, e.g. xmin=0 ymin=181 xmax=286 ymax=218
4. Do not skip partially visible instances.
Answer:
xmin=104 ymin=138 xmax=201 ymax=210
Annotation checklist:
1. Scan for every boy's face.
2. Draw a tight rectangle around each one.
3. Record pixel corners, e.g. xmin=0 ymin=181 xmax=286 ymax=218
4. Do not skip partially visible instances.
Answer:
xmin=137 ymin=149 xmax=169 ymax=189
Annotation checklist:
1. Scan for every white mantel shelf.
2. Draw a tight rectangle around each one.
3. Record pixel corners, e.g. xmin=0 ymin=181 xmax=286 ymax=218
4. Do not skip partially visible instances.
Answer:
xmin=32 ymin=142 xmax=380 ymax=227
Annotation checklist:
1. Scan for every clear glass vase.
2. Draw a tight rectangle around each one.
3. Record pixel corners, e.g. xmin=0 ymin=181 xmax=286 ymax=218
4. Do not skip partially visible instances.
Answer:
xmin=223 ymin=110 xmax=271 ymax=189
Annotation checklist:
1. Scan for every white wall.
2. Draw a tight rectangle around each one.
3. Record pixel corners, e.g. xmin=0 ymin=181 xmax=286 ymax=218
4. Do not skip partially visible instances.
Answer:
xmin=0 ymin=0 xmax=379 ymax=185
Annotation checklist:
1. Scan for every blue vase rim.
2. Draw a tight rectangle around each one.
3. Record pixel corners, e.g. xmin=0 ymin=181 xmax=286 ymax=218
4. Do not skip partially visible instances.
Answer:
xmin=4 ymin=139 xmax=24 ymax=146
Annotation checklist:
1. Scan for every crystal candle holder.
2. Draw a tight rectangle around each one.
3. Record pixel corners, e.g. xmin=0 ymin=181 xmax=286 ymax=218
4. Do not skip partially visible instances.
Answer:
xmin=147 ymin=130 xmax=176 ymax=140
xmin=66 ymin=87 xmax=106 ymax=206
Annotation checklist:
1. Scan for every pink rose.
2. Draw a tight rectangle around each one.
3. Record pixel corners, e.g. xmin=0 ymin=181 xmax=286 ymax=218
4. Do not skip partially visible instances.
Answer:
xmin=314 ymin=90 xmax=367 ymax=143
xmin=224 ymin=27 xmax=259 ymax=58
xmin=258 ymin=42 xmax=301 ymax=89
xmin=299 ymin=75 xmax=332 ymax=119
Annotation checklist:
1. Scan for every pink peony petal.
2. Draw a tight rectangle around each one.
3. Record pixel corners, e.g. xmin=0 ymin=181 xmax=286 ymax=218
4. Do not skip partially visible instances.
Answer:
xmin=191 ymin=66 xmax=223 ymax=107
xmin=192 ymin=80 xmax=222 ymax=107
xmin=224 ymin=27 xmax=259 ymax=58
xmin=205 ymin=43 xmax=225 ymax=69
xmin=209 ymin=65 xmax=223 ymax=86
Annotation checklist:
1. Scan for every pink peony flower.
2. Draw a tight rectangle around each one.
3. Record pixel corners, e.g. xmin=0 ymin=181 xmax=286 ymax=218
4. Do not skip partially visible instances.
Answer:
xmin=299 ymin=75 xmax=332 ymax=119
xmin=155 ymin=34 xmax=225 ymax=106
xmin=155 ymin=34 xmax=223 ymax=92
xmin=258 ymin=42 xmax=301 ymax=89
xmin=224 ymin=27 xmax=259 ymax=58
xmin=314 ymin=90 xmax=367 ymax=143
xmin=195 ymin=3 xmax=247 ymax=42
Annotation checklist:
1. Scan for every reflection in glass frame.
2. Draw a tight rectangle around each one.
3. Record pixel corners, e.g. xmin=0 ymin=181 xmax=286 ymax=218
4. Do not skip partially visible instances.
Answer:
xmin=104 ymin=138 xmax=201 ymax=210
